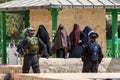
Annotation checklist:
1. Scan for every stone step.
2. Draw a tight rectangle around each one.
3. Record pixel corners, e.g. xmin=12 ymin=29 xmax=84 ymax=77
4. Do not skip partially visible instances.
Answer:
xmin=0 ymin=74 xmax=10 ymax=80
xmin=0 ymin=58 xmax=120 ymax=80
xmin=0 ymin=58 xmax=113 ymax=73
xmin=14 ymin=73 xmax=120 ymax=80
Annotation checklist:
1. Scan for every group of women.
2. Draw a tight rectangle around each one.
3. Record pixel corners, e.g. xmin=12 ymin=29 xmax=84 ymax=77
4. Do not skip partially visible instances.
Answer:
xmin=36 ymin=23 xmax=92 ymax=58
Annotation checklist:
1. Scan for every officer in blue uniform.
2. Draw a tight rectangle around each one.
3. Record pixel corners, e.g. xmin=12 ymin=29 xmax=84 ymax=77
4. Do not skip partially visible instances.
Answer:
xmin=82 ymin=31 xmax=103 ymax=73
xmin=17 ymin=27 xmax=45 ymax=73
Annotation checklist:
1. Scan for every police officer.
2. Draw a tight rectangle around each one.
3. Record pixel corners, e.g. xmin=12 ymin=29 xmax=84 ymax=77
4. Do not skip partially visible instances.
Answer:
xmin=17 ymin=27 xmax=45 ymax=73
xmin=81 ymin=31 xmax=103 ymax=73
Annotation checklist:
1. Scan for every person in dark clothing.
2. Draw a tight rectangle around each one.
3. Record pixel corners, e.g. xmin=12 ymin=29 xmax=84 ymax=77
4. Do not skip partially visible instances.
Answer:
xmin=36 ymin=24 xmax=51 ymax=58
xmin=69 ymin=24 xmax=81 ymax=49
xmin=82 ymin=25 xmax=92 ymax=45
xmin=52 ymin=24 xmax=70 ymax=58
xmin=17 ymin=27 xmax=45 ymax=73
xmin=81 ymin=25 xmax=92 ymax=60
xmin=69 ymin=23 xmax=84 ymax=58
xmin=82 ymin=31 xmax=103 ymax=73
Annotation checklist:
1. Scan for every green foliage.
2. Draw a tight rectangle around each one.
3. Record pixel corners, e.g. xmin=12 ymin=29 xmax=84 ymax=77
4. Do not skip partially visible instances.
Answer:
xmin=6 ymin=14 xmax=24 ymax=40
xmin=0 ymin=13 xmax=24 ymax=57
xmin=106 ymin=15 xmax=112 ymax=39
xmin=106 ymin=14 xmax=120 ymax=39
xmin=0 ymin=0 xmax=23 ymax=57
xmin=0 ymin=0 xmax=11 ymax=3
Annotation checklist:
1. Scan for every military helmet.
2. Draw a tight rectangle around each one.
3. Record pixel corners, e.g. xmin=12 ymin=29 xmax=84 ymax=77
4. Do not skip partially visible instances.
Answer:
xmin=88 ymin=31 xmax=99 ymax=38
xmin=24 ymin=27 xmax=35 ymax=34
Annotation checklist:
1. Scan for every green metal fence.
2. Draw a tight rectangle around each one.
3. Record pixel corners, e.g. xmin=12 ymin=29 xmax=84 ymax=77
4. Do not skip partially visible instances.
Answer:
xmin=106 ymin=39 xmax=120 ymax=57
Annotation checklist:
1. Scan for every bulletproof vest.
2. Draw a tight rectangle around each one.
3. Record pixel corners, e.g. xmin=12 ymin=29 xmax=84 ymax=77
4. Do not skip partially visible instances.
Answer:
xmin=25 ymin=37 xmax=39 ymax=54
xmin=87 ymin=43 xmax=99 ymax=61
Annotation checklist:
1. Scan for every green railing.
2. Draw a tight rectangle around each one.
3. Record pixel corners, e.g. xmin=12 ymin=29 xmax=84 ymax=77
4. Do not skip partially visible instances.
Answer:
xmin=106 ymin=39 xmax=120 ymax=57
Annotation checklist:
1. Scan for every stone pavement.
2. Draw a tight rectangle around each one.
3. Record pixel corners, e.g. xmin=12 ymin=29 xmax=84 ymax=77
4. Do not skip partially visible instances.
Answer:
xmin=14 ymin=73 xmax=120 ymax=80
xmin=0 ymin=74 xmax=9 ymax=80
xmin=1 ymin=58 xmax=120 ymax=80
xmin=0 ymin=58 xmax=119 ymax=73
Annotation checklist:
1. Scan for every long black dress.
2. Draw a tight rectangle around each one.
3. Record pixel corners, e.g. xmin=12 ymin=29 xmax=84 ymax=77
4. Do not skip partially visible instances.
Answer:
xmin=36 ymin=24 xmax=51 ymax=58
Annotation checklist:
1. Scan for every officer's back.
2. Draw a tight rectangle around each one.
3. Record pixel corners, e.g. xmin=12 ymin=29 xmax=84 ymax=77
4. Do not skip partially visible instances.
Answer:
xmin=17 ymin=27 xmax=45 ymax=73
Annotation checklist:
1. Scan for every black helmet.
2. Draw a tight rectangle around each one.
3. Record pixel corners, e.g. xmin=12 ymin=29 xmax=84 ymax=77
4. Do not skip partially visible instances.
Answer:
xmin=88 ymin=31 xmax=99 ymax=38
xmin=24 ymin=27 xmax=35 ymax=34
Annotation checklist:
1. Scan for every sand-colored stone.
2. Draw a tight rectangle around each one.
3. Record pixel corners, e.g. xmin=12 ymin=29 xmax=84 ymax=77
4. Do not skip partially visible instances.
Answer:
xmin=0 ymin=74 xmax=10 ymax=80
xmin=2 ymin=58 xmax=120 ymax=79
xmin=30 ymin=8 xmax=106 ymax=56
xmin=14 ymin=73 xmax=120 ymax=80
xmin=0 ymin=58 xmax=116 ymax=74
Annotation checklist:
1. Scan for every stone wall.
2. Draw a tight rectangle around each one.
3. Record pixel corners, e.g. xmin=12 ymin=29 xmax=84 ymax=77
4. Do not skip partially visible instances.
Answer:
xmin=0 ymin=58 xmax=120 ymax=74
xmin=39 ymin=58 xmax=114 ymax=73
xmin=1 ymin=58 xmax=120 ymax=80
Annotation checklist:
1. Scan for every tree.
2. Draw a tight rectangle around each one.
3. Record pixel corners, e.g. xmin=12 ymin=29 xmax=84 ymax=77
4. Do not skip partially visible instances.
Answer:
xmin=6 ymin=14 xmax=24 ymax=40
xmin=0 ymin=0 xmax=24 ymax=57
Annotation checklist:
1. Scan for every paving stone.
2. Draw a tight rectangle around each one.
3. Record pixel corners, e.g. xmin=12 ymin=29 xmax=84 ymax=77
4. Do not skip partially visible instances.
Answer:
xmin=14 ymin=73 xmax=120 ymax=80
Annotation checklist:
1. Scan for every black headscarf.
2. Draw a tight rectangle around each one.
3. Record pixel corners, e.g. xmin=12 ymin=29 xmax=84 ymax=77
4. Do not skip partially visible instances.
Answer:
xmin=36 ymin=24 xmax=51 ymax=57
xmin=36 ymin=24 xmax=50 ymax=44
xmin=82 ymin=25 xmax=92 ymax=45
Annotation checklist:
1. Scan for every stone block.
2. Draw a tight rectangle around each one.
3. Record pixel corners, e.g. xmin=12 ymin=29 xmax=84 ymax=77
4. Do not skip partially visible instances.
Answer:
xmin=48 ymin=58 xmax=65 ymax=66
xmin=0 ymin=74 xmax=10 ymax=80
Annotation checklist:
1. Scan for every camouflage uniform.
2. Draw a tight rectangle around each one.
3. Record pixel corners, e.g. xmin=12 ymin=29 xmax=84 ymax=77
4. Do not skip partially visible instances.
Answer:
xmin=17 ymin=28 xmax=45 ymax=73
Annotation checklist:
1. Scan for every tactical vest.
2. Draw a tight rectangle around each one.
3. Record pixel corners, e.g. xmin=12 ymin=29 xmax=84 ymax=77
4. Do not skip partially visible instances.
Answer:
xmin=25 ymin=37 xmax=39 ymax=54
xmin=87 ymin=43 xmax=99 ymax=61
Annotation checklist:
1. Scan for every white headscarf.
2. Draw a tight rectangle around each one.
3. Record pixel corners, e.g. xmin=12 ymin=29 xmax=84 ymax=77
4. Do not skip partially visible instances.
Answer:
xmin=7 ymin=42 xmax=19 ymax=65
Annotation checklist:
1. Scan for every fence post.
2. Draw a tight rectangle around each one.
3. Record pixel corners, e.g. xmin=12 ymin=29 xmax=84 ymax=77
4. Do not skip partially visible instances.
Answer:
xmin=112 ymin=9 xmax=119 ymax=58
xmin=1 ymin=11 xmax=7 ymax=64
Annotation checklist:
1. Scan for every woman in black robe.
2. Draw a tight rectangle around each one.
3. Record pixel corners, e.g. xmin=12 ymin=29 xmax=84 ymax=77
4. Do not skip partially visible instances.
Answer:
xmin=36 ymin=24 xmax=51 ymax=58
xmin=69 ymin=24 xmax=84 ymax=58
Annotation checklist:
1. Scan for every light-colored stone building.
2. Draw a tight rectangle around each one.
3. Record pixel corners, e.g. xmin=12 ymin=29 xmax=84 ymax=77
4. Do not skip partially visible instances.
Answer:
xmin=30 ymin=8 xmax=106 ymax=56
